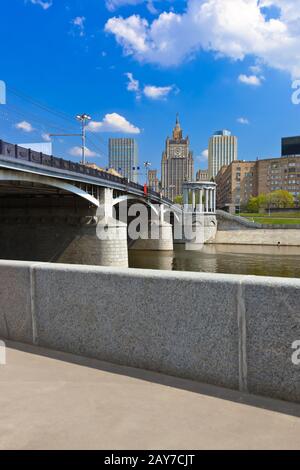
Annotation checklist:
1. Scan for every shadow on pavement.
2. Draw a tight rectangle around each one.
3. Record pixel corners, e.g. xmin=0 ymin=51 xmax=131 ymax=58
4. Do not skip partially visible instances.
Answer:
xmin=6 ymin=339 xmax=300 ymax=419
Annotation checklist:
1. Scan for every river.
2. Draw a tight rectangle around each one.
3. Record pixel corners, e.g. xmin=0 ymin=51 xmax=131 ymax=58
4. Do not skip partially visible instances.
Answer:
xmin=129 ymin=244 xmax=300 ymax=278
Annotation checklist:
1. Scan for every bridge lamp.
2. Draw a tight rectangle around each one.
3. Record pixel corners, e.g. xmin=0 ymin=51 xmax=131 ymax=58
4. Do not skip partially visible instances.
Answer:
xmin=143 ymin=161 xmax=152 ymax=185
xmin=76 ymin=114 xmax=92 ymax=166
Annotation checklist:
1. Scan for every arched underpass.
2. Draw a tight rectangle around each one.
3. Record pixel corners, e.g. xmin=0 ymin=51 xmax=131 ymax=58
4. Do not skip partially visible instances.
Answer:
xmin=0 ymin=178 xmax=100 ymax=263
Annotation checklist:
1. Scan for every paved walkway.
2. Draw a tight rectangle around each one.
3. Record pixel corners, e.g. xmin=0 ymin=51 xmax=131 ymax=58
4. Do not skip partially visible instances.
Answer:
xmin=0 ymin=342 xmax=300 ymax=450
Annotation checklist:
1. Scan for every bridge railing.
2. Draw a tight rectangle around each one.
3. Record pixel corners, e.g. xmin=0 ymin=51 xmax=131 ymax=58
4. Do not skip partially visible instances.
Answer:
xmin=0 ymin=140 xmax=168 ymax=202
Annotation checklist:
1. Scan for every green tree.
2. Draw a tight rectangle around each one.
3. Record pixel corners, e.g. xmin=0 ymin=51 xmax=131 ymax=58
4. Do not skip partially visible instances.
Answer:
xmin=257 ymin=193 xmax=268 ymax=210
xmin=269 ymin=190 xmax=294 ymax=209
xmin=174 ymin=195 xmax=183 ymax=205
xmin=247 ymin=196 xmax=259 ymax=213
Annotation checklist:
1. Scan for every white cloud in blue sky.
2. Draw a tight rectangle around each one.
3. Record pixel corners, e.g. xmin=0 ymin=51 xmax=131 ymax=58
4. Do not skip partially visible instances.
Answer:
xmin=87 ymin=113 xmax=141 ymax=134
xmin=238 ymin=74 xmax=263 ymax=86
xmin=69 ymin=146 xmax=97 ymax=158
xmin=28 ymin=0 xmax=52 ymax=10
xmin=143 ymin=84 xmax=174 ymax=99
xmin=105 ymin=0 xmax=300 ymax=77
xmin=71 ymin=16 xmax=86 ymax=36
xmin=15 ymin=120 xmax=35 ymax=132
xmin=105 ymin=0 xmax=159 ymax=13
xmin=125 ymin=72 xmax=176 ymax=100
xmin=237 ymin=117 xmax=250 ymax=125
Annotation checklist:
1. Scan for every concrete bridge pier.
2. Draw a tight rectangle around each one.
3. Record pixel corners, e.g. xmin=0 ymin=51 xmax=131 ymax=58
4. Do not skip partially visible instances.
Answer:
xmin=57 ymin=188 xmax=129 ymax=268
xmin=130 ymin=204 xmax=174 ymax=251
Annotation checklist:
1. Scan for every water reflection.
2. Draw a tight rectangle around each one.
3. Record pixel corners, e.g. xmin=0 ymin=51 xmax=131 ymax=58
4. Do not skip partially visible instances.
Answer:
xmin=129 ymin=244 xmax=300 ymax=278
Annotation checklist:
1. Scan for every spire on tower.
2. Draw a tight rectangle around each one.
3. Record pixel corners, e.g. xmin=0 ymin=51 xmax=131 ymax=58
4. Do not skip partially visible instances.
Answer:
xmin=173 ymin=113 xmax=182 ymax=140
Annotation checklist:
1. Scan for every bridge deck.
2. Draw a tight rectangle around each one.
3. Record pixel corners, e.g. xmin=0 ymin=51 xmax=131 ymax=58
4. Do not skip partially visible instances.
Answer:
xmin=0 ymin=139 xmax=173 ymax=206
xmin=1 ymin=342 xmax=299 ymax=450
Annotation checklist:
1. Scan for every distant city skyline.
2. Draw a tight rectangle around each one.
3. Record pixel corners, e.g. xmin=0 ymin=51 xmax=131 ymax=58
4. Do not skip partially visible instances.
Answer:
xmin=1 ymin=0 xmax=300 ymax=177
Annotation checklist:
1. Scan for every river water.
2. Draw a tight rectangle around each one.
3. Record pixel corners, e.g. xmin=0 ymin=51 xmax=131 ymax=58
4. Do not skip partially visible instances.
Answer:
xmin=129 ymin=244 xmax=300 ymax=278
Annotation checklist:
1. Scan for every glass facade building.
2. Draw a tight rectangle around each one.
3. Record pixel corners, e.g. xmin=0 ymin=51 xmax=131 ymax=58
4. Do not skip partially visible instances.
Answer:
xmin=282 ymin=136 xmax=300 ymax=157
xmin=208 ymin=130 xmax=238 ymax=179
xmin=109 ymin=138 xmax=138 ymax=183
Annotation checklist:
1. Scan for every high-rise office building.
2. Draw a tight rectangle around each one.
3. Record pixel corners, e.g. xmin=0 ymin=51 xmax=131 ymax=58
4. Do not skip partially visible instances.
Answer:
xmin=282 ymin=136 xmax=300 ymax=157
xmin=208 ymin=130 xmax=238 ymax=179
xmin=109 ymin=138 xmax=138 ymax=183
xmin=161 ymin=115 xmax=194 ymax=200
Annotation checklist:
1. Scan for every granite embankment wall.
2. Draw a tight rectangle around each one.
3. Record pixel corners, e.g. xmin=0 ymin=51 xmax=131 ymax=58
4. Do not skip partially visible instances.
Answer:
xmin=215 ymin=210 xmax=300 ymax=246
xmin=0 ymin=260 xmax=299 ymax=403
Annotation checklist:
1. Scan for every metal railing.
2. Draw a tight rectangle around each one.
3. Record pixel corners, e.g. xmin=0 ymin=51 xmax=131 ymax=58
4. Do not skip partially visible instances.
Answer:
xmin=0 ymin=140 xmax=172 ymax=203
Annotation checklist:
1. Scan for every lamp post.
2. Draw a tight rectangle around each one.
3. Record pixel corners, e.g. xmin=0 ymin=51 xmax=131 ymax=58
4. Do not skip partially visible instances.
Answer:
xmin=143 ymin=161 xmax=151 ymax=184
xmin=76 ymin=113 xmax=92 ymax=165
xmin=49 ymin=113 xmax=92 ymax=165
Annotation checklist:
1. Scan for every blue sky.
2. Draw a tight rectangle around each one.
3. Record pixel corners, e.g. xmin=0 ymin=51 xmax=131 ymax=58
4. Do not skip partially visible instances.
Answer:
xmin=0 ymin=0 xmax=300 ymax=178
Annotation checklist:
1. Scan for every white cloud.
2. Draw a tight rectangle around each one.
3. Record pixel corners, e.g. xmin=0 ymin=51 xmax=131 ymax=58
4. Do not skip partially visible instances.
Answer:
xmin=15 ymin=121 xmax=35 ymax=132
xmin=105 ymin=0 xmax=300 ymax=77
xmin=125 ymin=72 xmax=140 ymax=92
xmin=143 ymin=84 xmax=174 ymax=99
xmin=69 ymin=146 xmax=97 ymax=158
xmin=196 ymin=149 xmax=208 ymax=163
xmin=105 ymin=14 xmax=149 ymax=54
xmin=105 ymin=0 xmax=158 ymax=12
xmin=42 ymin=132 xmax=51 ymax=141
xmin=238 ymin=74 xmax=262 ymax=86
xmin=106 ymin=0 xmax=142 ymax=11
xmin=28 ymin=0 xmax=53 ymax=10
xmin=201 ymin=149 xmax=208 ymax=159
xmin=237 ymin=117 xmax=250 ymax=124
xmin=87 ymin=113 xmax=140 ymax=134
xmin=71 ymin=16 xmax=86 ymax=36
xmin=125 ymin=72 xmax=176 ymax=100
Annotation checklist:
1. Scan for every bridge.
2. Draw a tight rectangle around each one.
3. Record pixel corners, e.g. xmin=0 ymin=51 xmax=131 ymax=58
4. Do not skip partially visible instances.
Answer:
xmin=0 ymin=140 xmax=179 ymax=267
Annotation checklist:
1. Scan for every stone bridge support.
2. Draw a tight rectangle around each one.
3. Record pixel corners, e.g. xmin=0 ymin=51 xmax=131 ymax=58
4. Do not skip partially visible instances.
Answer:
xmin=58 ymin=188 xmax=128 ymax=268
xmin=130 ymin=204 xmax=174 ymax=252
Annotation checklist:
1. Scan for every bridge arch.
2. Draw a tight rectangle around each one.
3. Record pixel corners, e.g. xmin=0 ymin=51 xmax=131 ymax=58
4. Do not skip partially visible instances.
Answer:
xmin=112 ymin=195 xmax=160 ymax=216
xmin=0 ymin=169 xmax=100 ymax=207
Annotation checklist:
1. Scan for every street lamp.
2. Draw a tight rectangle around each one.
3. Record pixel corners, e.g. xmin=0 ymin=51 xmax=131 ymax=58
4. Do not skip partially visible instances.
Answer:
xmin=143 ymin=161 xmax=151 ymax=186
xmin=76 ymin=113 xmax=92 ymax=165
xmin=49 ymin=113 xmax=92 ymax=165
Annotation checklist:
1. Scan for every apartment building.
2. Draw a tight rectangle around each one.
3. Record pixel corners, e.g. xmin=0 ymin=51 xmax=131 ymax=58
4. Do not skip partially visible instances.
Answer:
xmin=216 ymin=161 xmax=257 ymax=212
xmin=216 ymin=156 xmax=300 ymax=212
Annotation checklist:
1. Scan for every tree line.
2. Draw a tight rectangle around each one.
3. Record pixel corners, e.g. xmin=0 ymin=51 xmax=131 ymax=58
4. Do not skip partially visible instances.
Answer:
xmin=247 ymin=190 xmax=297 ymax=213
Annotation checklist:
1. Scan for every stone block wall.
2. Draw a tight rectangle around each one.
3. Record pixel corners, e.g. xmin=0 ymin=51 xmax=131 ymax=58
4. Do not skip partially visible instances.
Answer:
xmin=0 ymin=261 xmax=299 ymax=403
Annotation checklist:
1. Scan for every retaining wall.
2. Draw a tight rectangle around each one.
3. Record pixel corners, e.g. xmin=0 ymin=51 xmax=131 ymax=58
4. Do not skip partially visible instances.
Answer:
xmin=212 ymin=230 xmax=300 ymax=246
xmin=0 ymin=260 xmax=299 ymax=403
